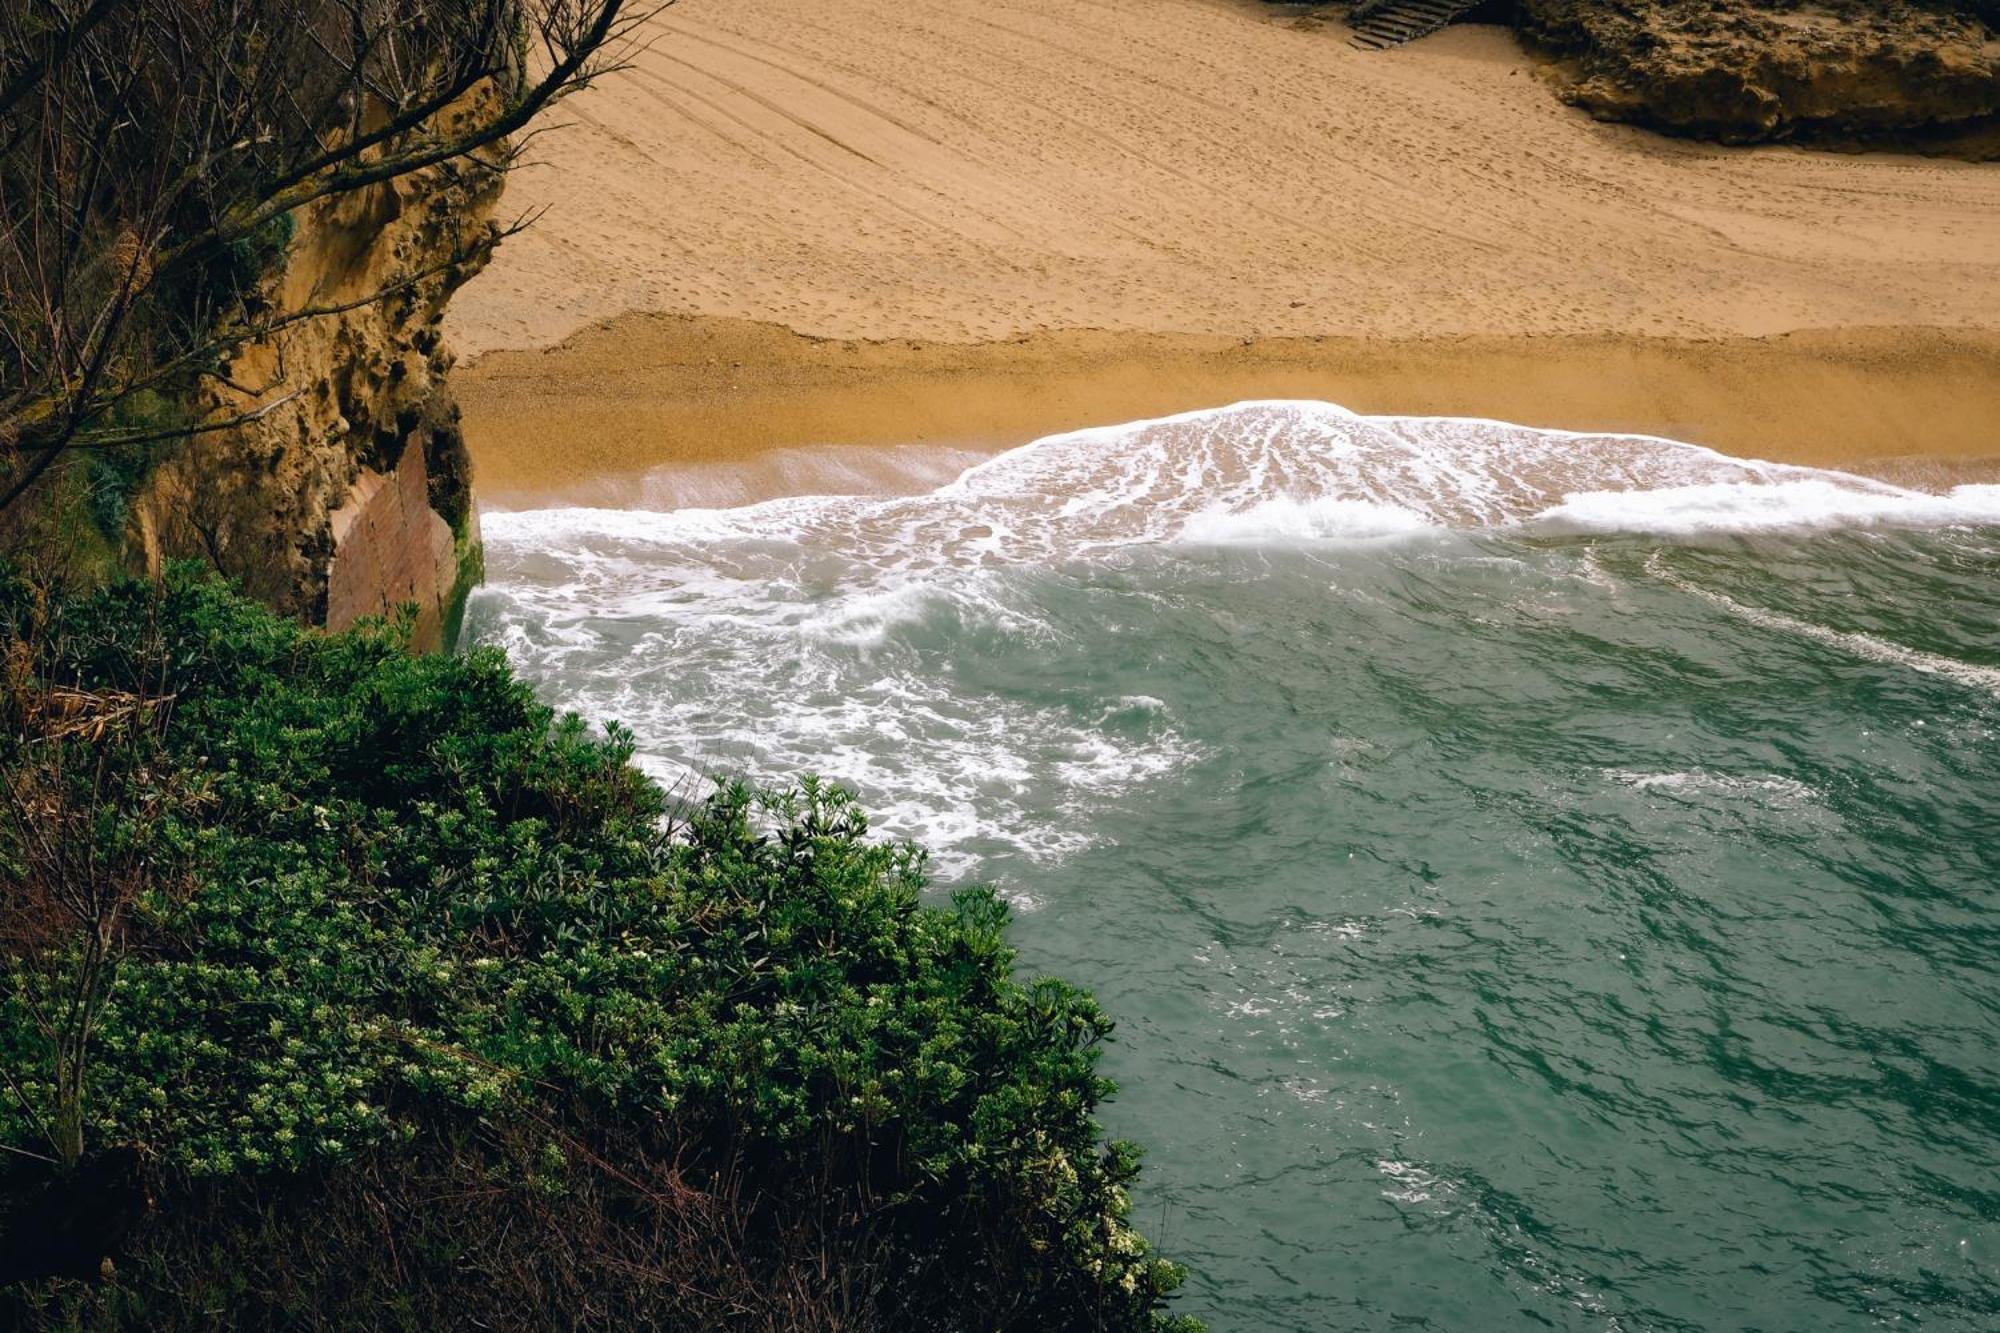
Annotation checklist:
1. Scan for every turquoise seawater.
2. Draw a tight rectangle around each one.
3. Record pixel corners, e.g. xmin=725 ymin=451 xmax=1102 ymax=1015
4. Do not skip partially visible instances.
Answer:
xmin=469 ymin=403 xmax=2000 ymax=1331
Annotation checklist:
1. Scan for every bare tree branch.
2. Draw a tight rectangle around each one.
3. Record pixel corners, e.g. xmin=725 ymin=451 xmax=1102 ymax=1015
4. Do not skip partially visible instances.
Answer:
xmin=0 ymin=0 xmax=671 ymax=527
xmin=0 ymin=0 xmax=126 ymax=126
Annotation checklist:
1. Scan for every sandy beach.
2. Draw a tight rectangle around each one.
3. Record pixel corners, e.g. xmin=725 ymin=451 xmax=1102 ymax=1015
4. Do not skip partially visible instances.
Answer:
xmin=447 ymin=0 xmax=2000 ymax=492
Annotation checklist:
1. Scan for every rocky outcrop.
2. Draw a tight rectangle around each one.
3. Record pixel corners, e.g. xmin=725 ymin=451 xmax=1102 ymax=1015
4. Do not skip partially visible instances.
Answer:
xmin=1516 ymin=0 xmax=2000 ymax=152
xmin=130 ymin=90 xmax=503 ymax=651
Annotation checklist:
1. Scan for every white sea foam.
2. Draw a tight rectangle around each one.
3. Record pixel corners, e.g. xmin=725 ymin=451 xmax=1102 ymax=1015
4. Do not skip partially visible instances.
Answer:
xmin=1605 ymin=769 xmax=1817 ymax=805
xmin=1179 ymin=495 xmax=1437 ymax=545
xmin=1643 ymin=555 xmax=2000 ymax=698
xmin=1534 ymin=479 xmax=2000 ymax=537
xmin=473 ymin=401 xmax=2000 ymax=877
xmin=483 ymin=401 xmax=1998 ymax=563
xmin=1377 ymin=1158 xmax=1454 ymax=1207
xmin=797 ymin=582 xmax=947 ymax=647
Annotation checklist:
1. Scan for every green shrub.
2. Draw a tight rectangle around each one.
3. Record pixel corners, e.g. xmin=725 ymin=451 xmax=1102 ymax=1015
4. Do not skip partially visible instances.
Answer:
xmin=0 ymin=567 xmax=1198 ymax=1330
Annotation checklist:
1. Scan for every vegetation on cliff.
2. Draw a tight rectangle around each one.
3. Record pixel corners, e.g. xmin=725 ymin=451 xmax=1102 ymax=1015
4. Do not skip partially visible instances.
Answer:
xmin=0 ymin=566 xmax=1197 ymax=1328
xmin=0 ymin=1 xmax=655 ymax=633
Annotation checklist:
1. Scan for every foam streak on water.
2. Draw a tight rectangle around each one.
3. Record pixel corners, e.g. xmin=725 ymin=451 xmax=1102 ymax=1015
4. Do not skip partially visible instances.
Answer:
xmin=469 ymin=401 xmax=2000 ymax=1330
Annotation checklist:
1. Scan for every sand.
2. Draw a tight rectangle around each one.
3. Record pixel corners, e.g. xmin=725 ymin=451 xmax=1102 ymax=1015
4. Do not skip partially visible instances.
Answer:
xmin=459 ymin=317 xmax=2000 ymax=507
xmin=445 ymin=0 xmax=2000 ymax=493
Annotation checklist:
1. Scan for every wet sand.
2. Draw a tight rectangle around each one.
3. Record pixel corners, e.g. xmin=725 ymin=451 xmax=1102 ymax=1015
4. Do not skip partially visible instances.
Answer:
xmin=445 ymin=0 xmax=2000 ymax=505
xmin=460 ymin=316 xmax=2000 ymax=508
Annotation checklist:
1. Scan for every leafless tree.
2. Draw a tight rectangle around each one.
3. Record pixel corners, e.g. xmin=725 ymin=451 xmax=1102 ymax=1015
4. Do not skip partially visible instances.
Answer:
xmin=0 ymin=0 xmax=661 ymax=522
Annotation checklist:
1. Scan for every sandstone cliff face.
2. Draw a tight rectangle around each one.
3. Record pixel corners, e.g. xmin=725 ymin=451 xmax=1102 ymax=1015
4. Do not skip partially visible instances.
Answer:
xmin=131 ymin=92 xmax=504 ymax=652
xmin=1517 ymin=0 xmax=2000 ymax=152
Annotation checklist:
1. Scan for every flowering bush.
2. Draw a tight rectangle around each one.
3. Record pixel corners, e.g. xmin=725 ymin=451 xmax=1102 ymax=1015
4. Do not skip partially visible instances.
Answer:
xmin=0 ymin=567 xmax=1197 ymax=1330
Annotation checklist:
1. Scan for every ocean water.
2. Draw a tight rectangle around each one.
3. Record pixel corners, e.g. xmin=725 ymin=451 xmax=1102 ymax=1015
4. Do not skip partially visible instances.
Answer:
xmin=466 ymin=402 xmax=2000 ymax=1331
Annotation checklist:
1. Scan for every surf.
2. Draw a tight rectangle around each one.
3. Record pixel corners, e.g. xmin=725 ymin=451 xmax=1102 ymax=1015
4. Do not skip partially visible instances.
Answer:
xmin=468 ymin=401 xmax=2000 ymax=1330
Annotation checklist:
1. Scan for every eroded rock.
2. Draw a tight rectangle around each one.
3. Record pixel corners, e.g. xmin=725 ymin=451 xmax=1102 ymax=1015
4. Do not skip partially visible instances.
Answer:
xmin=130 ymin=87 xmax=505 ymax=651
xmin=1515 ymin=0 xmax=2000 ymax=152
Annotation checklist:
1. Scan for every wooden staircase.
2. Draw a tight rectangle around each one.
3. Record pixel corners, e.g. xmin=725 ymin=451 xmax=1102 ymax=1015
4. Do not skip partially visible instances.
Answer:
xmin=1346 ymin=0 xmax=1486 ymax=50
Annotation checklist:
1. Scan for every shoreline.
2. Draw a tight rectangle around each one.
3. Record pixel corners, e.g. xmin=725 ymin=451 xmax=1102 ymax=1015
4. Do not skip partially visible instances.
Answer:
xmin=459 ymin=315 xmax=2000 ymax=509
xmin=442 ymin=0 xmax=2000 ymax=513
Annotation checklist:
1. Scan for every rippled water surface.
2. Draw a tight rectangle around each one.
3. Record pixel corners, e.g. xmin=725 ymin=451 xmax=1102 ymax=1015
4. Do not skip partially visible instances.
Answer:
xmin=469 ymin=403 xmax=2000 ymax=1331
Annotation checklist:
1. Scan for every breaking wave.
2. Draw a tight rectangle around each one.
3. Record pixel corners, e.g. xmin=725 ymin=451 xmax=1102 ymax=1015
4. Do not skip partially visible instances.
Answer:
xmin=470 ymin=401 xmax=2000 ymax=878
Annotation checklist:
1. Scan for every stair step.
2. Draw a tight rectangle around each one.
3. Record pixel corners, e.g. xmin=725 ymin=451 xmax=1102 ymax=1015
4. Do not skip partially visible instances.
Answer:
xmin=1347 ymin=0 xmax=1483 ymax=49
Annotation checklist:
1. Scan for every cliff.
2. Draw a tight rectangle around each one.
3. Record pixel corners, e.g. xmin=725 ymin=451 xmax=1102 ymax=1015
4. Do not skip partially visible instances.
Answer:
xmin=1516 ymin=0 xmax=2000 ymax=151
xmin=128 ymin=92 xmax=505 ymax=652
